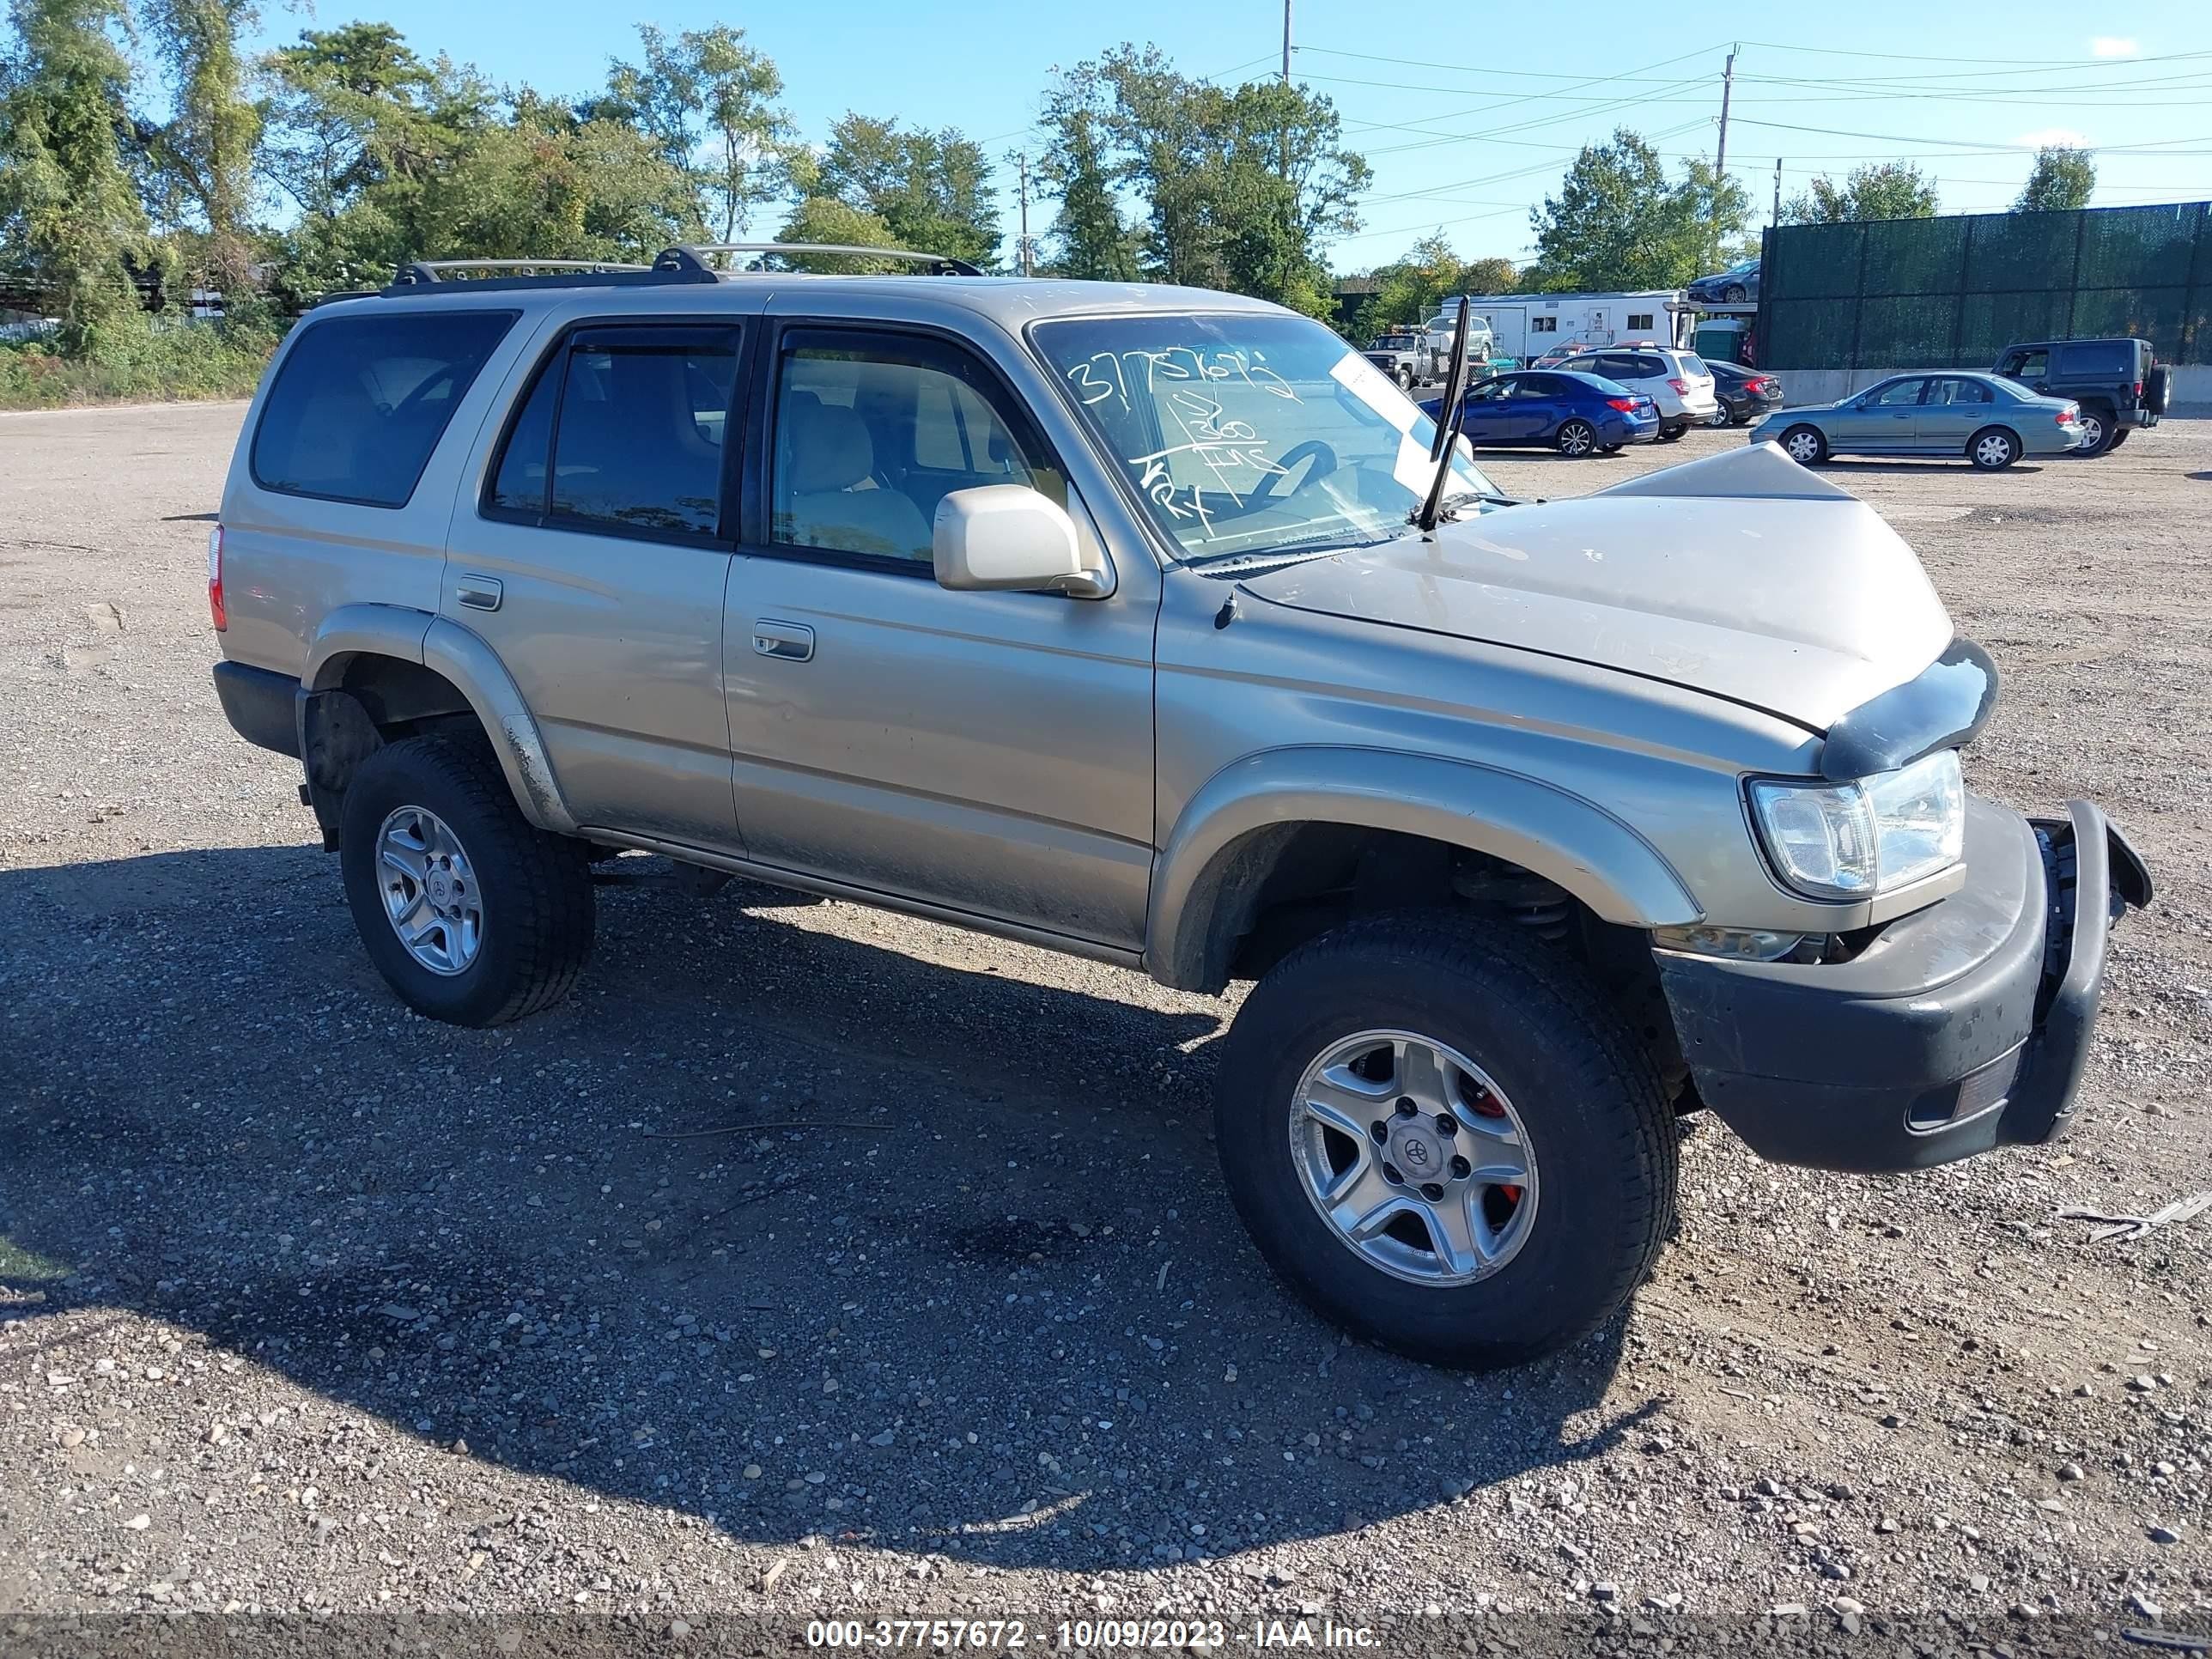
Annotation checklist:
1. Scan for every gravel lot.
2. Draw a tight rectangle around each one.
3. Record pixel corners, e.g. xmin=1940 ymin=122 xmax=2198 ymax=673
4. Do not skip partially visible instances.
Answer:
xmin=3 ymin=402 xmax=2208 ymax=1650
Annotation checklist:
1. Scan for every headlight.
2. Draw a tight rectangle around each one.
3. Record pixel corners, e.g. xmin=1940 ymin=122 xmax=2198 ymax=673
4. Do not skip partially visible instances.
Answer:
xmin=1747 ymin=750 xmax=1965 ymax=901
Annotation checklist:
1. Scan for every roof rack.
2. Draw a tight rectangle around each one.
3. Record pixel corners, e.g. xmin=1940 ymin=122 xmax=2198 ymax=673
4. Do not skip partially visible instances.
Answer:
xmin=673 ymin=242 xmax=985 ymax=277
xmin=380 ymin=242 xmax=983 ymax=296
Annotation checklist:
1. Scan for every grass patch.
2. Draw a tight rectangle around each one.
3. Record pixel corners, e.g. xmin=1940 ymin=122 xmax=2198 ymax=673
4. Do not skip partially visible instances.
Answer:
xmin=0 ymin=314 xmax=281 ymax=410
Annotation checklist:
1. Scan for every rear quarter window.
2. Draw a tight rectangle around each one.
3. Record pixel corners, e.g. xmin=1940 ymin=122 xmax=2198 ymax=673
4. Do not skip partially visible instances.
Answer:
xmin=2054 ymin=340 xmax=2136 ymax=379
xmin=251 ymin=309 xmax=519 ymax=507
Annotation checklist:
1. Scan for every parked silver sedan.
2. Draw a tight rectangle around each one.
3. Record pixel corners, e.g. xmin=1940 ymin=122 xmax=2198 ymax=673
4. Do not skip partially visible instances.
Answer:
xmin=1752 ymin=373 xmax=2081 ymax=470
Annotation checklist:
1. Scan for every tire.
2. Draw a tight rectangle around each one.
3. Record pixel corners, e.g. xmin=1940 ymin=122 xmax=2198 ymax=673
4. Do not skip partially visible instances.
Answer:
xmin=1779 ymin=424 xmax=1827 ymax=465
xmin=2106 ymin=428 xmax=2130 ymax=451
xmin=2146 ymin=365 xmax=2172 ymax=416
xmin=1555 ymin=419 xmax=1597 ymax=458
xmin=2072 ymin=404 xmax=2112 ymax=457
xmin=1723 ymin=284 xmax=1747 ymax=303
xmin=1968 ymin=426 xmax=2021 ymax=471
xmin=1599 ymin=443 xmax=1623 ymax=455
xmin=1398 ymin=367 xmax=1415 ymax=392
xmin=1657 ymin=422 xmax=1686 ymax=443
xmin=1212 ymin=915 xmax=1677 ymax=1370
xmin=338 ymin=732 xmax=595 ymax=1026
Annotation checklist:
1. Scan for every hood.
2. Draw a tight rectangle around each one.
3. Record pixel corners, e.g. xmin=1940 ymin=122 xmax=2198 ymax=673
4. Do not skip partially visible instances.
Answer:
xmin=1237 ymin=442 xmax=1952 ymax=732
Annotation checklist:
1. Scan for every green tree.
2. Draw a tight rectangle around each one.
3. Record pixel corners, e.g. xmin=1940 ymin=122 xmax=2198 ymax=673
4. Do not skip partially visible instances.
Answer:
xmin=137 ymin=0 xmax=259 ymax=299
xmin=1044 ymin=46 xmax=1368 ymax=308
xmin=775 ymin=194 xmax=902 ymax=271
xmin=257 ymin=23 xmax=436 ymax=225
xmin=602 ymin=25 xmax=787 ymax=240
xmin=1524 ymin=131 xmax=1742 ymax=291
xmin=811 ymin=112 xmax=1000 ymax=266
xmin=1784 ymin=161 xmax=1937 ymax=224
xmin=0 ymin=0 xmax=150 ymax=348
xmin=1348 ymin=236 xmax=1522 ymax=338
xmin=2014 ymin=146 xmax=2094 ymax=213
xmin=1037 ymin=67 xmax=1135 ymax=280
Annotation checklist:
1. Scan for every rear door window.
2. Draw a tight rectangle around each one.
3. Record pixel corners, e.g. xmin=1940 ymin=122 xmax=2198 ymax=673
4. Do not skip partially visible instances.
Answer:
xmin=252 ymin=309 xmax=518 ymax=507
xmin=2054 ymin=340 xmax=2134 ymax=379
xmin=485 ymin=323 xmax=740 ymax=542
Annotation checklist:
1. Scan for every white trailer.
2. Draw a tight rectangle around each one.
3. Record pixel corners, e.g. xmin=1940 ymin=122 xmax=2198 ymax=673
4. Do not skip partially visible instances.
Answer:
xmin=1420 ymin=290 xmax=1685 ymax=366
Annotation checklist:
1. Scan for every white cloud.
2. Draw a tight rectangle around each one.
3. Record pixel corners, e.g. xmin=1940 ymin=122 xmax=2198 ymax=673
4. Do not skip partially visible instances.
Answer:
xmin=2016 ymin=126 xmax=2091 ymax=149
xmin=2089 ymin=36 xmax=2140 ymax=58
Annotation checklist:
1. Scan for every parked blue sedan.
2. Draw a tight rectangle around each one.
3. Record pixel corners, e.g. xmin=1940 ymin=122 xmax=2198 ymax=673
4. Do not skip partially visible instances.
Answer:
xmin=1750 ymin=372 xmax=2081 ymax=470
xmin=1418 ymin=369 xmax=1659 ymax=458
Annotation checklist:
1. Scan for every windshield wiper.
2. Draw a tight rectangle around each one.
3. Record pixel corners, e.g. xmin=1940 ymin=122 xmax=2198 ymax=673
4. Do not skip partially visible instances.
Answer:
xmin=1438 ymin=488 xmax=1519 ymax=512
xmin=1185 ymin=529 xmax=1401 ymax=571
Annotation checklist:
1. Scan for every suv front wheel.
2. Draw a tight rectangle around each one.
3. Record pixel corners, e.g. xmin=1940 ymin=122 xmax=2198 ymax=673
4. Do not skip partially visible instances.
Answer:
xmin=1213 ymin=915 xmax=1676 ymax=1369
xmin=338 ymin=733 xmax=596 ymax=1026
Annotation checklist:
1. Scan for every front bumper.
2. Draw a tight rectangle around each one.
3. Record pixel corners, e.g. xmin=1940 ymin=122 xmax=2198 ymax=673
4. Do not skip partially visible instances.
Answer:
xmin=1656 ymin=797 xmax=2152 ymax=1173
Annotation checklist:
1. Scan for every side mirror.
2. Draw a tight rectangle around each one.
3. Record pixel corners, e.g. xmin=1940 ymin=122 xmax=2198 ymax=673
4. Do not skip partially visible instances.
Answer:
xmin=933 ymin=485 xmax=1111 ymax=599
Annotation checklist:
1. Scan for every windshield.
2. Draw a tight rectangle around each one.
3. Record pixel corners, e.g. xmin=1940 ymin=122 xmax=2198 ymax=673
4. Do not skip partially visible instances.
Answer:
xmin=1032 ymin=312 xmax=1499 ymax=562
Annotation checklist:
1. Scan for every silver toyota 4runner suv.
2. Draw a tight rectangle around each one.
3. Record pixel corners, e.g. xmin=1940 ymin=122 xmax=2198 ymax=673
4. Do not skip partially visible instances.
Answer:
xmin=210 ymin=244 xmax=2152 ymax=1369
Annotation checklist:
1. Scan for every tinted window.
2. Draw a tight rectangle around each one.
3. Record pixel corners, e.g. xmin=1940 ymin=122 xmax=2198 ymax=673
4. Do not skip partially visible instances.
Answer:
xmin=2055 ymin=340 xmax=2135 ymax=378
xmin=771 ymin=331 xmax=1065 ymax=565
xmin=2005 ymin=349 xmax=2049 ymax=380
xmin=252 ymin=310 xmax=516 ymax=507
xmin=1928 ymin=377 xmax=1993 ymax=405
xmin=489 ymin=356 xmax=559 ymax=516
xmin=1675 ymin=354 xmax=1709 ymax=377
xmin=1626 ymin=353 xmax=1669 ymax=378
xmin=487 ymin=325 xmax=738 ymax=538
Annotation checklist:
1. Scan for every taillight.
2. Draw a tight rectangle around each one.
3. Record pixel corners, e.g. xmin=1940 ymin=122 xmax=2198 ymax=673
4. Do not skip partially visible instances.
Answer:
xmin=1747 ymin=377 xmax=1773 ymax=392
xmin=2056 ymin=408 xmax=2076 ymax=425
xmin=1668 ymin=378 xmax=1689 ymax=395
xmin=2133 ymin=380 xmax=2143 ymax=398
xmin=1605 ymin=397 xmax=1638 ymax=412
xmin=208 ymin=525 xmax=227 ymax=631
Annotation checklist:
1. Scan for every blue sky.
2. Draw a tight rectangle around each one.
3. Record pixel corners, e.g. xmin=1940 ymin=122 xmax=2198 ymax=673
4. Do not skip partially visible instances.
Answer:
xmin=242 ymin=0 xmax=2212 ymax=271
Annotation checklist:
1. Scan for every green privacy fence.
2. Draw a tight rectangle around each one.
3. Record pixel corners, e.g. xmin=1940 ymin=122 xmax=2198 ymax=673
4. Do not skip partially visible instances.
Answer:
xmin=1756 ymin=199 xmax=2211 ymax=370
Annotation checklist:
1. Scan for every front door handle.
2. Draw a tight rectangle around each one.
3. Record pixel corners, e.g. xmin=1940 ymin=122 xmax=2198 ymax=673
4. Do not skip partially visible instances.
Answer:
xmin=752 ymin=620 xmax=815 ymax=662
xmin=456 ymin=574 xmax=502 ymax=611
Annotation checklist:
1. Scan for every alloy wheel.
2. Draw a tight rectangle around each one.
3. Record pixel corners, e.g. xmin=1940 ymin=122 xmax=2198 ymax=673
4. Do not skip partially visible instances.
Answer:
xmin=375 ymin=805 xmax=484 ymax=975
xmin=1290 ymin=1029 xmax=1540 ymax=1285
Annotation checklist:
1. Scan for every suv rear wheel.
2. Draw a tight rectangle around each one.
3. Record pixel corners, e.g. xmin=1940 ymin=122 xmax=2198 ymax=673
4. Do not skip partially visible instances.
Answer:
xmin=339 ymin=733 xmax=595 ymax=1026
xmin=1212 ymin=915 xmax=1676 ymax=1369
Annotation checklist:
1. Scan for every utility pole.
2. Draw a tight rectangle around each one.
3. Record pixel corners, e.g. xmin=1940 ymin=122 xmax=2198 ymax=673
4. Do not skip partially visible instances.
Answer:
xmin=1712 ymin=45 xmax=1736 ymax=264
xmin=1281 ymin=0 xmax=1292 ymax=84
xmin=1773 ymin=156 xmax=1784 ymax=226
xmin=1016 ymin=151 xmax=1033 ymax=277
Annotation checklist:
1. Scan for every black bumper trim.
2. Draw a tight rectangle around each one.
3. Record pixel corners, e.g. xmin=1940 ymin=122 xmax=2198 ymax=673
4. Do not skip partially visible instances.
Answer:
xmin=212 ymin=660 xmax=302 ymax=758
xmin=1657 ymin=798 xmax=2148 ymax=1173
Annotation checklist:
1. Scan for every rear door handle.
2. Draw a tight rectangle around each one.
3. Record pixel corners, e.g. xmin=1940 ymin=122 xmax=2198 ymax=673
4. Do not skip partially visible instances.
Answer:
xmin=456 ymin=575 xmax=502 ymax=611
xmin=752 ymin=620 xmax=815 ymax=662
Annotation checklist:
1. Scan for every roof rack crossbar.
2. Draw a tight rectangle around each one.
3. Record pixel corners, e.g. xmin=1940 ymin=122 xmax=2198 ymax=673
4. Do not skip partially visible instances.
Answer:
xmin=393 ymin=258 xmax=653 ymax=286
xmin=374 ymin=241 xmax=983 ymax=300
xmin=672 ymin=242 xmax=985 ymax=277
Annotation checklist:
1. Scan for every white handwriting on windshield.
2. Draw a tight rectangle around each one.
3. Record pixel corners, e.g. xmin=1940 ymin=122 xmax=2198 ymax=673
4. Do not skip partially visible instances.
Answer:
xmin=1067 ymin=348 xmax=1303 ymax=538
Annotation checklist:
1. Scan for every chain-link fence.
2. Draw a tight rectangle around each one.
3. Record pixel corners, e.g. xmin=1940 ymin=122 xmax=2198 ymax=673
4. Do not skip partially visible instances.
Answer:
xmin=1757 ymin=199 xmax=2210 ymax=370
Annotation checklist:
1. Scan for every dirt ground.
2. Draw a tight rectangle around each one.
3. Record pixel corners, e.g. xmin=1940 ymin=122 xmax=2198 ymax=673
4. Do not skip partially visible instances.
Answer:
xmin=2 ymin=402 xmax=2207 ymax=1650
